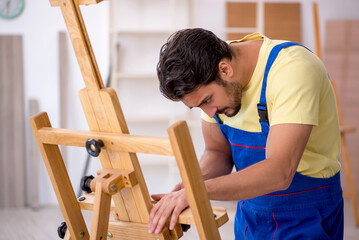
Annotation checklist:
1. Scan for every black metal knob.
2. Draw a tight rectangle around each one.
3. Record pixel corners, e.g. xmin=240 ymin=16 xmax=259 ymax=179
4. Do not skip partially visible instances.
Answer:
xmin=80 ymin=175 xmax=94 ymax=193
xmin=85 ymin=139 xmax=104 ymax=157
xmin=181 ymin=224 xmax=191 ymax=232
xmin=57 ymin=221 xmax=67 ymax=239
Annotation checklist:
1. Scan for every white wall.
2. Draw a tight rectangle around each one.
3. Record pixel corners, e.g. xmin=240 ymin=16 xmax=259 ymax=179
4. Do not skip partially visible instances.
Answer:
xmin=0 ymin=1 xmax=109 ymax=205
xmin=0 ymin=0 xmax=358 ymax=205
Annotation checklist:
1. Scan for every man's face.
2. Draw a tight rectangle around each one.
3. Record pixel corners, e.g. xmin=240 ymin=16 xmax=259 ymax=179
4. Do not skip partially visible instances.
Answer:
xmin=181 ymin=79 xmax=242 ymax=118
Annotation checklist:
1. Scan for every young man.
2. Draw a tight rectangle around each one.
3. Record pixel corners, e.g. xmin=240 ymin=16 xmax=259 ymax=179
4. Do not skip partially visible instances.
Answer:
xmin=148 ymin=28 xmax=343 ymax=239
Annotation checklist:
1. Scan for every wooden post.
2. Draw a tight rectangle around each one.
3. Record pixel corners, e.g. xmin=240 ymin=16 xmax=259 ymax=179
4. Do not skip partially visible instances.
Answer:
xmin=90 ymin=181 xmax=112 ymax=240
xmin=0 ymin=35 xmax=25 ymax=208
xmin=30 ymin=112 xmax=89 ymax=240
xmin=168 ymin=121 xmax=221 ymax=240
xmin=27 ymin=99 xmax=40 ymax=209
xmin=313 ymin=2 xmax=321 ymax=59
xmin=55 ymin=0 xmax=153 ymax=223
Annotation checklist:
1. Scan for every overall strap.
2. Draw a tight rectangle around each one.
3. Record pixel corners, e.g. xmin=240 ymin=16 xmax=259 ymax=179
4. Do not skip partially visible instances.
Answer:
xmin=257 ymin=42 xmax=304 ymax=124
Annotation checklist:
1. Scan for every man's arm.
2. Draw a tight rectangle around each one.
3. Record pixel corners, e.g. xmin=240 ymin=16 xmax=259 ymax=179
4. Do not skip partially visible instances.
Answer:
xmin=200 ymin=119 xmax=234 ymax=180
xmin=149 ymin=122 xmax=312 ymax=234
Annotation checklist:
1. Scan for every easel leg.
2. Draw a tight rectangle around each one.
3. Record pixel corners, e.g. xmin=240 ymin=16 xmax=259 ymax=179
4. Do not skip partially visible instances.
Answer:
xmin=342 ymin=135 xmax=359 ymax=226
xmin=30 ymin=112 xmax=89 ymax=240
xmin=90 ymin=181 xmax=112 ymax=240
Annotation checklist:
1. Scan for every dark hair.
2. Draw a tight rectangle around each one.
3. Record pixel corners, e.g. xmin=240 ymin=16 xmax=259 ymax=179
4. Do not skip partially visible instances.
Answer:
xmin=157 ymin=28 xmax=232 ymax=101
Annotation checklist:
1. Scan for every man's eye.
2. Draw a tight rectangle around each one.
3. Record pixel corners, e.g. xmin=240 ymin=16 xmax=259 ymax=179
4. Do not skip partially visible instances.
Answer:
xmin=205 ymin=98 xmax=211 ymax=104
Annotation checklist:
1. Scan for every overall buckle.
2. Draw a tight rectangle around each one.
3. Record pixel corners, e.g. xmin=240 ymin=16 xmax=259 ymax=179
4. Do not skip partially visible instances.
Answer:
xmin=257 ymin=103 xmax=269 ymax=124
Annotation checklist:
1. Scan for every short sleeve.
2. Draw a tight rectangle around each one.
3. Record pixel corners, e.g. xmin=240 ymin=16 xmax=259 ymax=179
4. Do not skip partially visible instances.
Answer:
xmin=268 ymin=53 xmax=323 ymax=126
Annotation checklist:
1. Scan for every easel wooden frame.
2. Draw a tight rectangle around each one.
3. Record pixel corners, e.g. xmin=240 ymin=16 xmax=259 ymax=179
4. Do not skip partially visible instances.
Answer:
xmin=30 ymin=0 xmax=228 ymax=239
xmin=313 ymin=2 xmax=359 ymax=227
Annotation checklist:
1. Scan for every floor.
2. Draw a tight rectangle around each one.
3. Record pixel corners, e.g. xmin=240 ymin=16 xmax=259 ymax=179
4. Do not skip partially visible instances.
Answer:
xmin=0 ymin=198 xmax=358 ymax=240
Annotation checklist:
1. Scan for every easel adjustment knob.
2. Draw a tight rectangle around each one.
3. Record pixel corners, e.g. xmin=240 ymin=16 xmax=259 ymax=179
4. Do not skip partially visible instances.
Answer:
xmin=181 ymin=224 xmax=191 ymax=232
xmin=57 ymin=221 xmax=67 ymax=239
xmin=85 ymin=139 xmax=104 ymax=157
xmin=80 ymin=175 xmax=94 ymax=193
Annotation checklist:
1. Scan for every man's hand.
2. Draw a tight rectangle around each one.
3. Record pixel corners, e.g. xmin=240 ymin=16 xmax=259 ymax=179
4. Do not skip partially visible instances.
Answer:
xmin=171 ymin=182 xmax=184 ymax=192
xmin=148 ymin=188 xmax=188 ymax=234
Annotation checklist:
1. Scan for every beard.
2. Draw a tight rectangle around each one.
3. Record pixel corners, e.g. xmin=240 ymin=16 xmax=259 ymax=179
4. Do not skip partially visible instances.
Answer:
xmin=216 ymin=78 xmax=242 ymax=117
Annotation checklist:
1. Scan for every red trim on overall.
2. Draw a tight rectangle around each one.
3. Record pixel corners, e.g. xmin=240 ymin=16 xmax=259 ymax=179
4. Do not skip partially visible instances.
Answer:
xmin=244 ymin=225 xmax=248 ymax=240
xmin=240 ymin=201 xmax=245 ymax=210
xmin=229 ymin=140 xmax=266 ymax=149
xmin=264 ymin=185 xmax=330 ymax=197
xmin=272 ymin=212 xmax=278 ymax=240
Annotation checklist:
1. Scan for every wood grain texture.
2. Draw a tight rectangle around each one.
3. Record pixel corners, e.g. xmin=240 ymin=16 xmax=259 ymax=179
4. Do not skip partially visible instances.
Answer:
xmin=226 ymin=2 xmax=256 ymax=28
xmin=168 ymin=121 xmax=222 ymax=240
xmin=29 ymin=112 xmax=89 ymax=240
xmin=79 ymin=89 xmax=151 ymax=223
xmin=78 ymin=193 xmax=227 ymax=227
xmin=59 ymin=0 xmax=103 ymax=91
xmin=178 ymin=206 xmax=228 ymax=228
xmin=312 ymin=2 xmax=321 ymax=58
xmin=225 ymin=2 xmax=301 ymax=43
xmin=90 ymin=181 xmax=112 ymax=240
xmin=107 ymin=221 xmax=176 ymax=240
xmin=264 ymin=3 xmax=301 ymax=43
xmin=99 ymin=88 xmax=154 ymax=223
xmin=38 ymin=127 xmax=173 ymax=156
xmin=91 ymin=169 xmax=138 ymax=194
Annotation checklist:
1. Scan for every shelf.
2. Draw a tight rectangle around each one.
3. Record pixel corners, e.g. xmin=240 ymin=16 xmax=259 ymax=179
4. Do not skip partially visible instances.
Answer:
xmin=111 ymin=29 xmax=171 ymax=36
xmin=109 ymin=0 xmax=201 ymax=166
xmin=122 ymin=112 xmax=201 ymax=124
xmin=115 ymin=72 xmax=158 ymax=80
xmin=225 ymin=27 xmax=258 ymax=33
xmin=125 ymin=115 xmax=201 ymax=128
xmin=125 ymin=114 xmax=172 ymax=124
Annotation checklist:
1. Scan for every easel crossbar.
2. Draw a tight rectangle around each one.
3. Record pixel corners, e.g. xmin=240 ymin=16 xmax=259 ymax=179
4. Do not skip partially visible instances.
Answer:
xmin=78 ymin=193 xmax=229 ymax=227
xmin=37 ymin=125 xmax=174 ymax=156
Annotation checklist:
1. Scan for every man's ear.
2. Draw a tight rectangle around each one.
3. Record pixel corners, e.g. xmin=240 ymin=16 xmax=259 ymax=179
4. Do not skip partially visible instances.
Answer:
xmin=218 ymin=60 xmax=233 ymax=79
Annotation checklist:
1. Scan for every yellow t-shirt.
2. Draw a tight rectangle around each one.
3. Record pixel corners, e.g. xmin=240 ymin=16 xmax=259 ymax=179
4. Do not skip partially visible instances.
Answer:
xmin=201 ymin=33 xmax=341 ymax=178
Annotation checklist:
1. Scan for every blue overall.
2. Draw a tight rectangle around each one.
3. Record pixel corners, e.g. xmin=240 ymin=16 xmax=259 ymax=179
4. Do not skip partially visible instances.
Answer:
xmin=214 ymin=42 xmax=343 ymax=239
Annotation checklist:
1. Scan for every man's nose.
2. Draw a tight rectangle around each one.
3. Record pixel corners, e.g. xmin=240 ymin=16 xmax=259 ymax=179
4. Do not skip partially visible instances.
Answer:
xmin=202 ymin=106 xmax=218 ymax=118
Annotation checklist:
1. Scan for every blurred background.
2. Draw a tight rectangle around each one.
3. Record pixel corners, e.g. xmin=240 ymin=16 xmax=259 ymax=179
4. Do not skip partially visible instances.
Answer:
xmin=0 ymin=0 xmax=358 ymax=239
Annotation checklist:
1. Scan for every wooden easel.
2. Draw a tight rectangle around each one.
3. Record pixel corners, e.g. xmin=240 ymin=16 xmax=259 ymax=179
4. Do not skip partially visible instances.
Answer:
xmin=30 ymin=0 xmax=228 ymax=239
xmin=313 ymin=2 xmax=359 ymax=226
